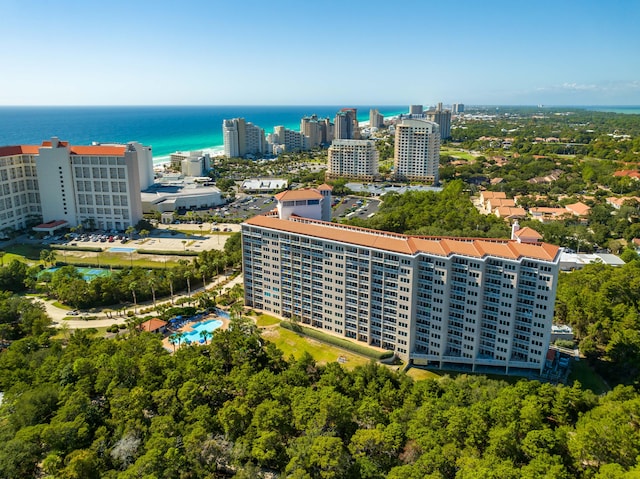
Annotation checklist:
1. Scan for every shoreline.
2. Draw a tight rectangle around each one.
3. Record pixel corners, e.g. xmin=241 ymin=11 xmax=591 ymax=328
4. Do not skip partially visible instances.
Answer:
xmin=152 ymin=111 xmax=404 ymax=166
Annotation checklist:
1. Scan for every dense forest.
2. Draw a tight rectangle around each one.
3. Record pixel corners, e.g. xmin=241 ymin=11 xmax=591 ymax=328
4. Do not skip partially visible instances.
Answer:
xmin=2 ymin=319 xmax=640 ymax=479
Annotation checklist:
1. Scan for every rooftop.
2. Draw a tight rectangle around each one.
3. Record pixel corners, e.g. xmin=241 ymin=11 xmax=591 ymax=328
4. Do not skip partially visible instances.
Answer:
xmin=244 ymin=215 xmax=560 ymax=262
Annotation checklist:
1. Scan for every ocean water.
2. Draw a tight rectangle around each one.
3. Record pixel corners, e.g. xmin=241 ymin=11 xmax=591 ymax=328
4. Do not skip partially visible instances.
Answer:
xmin=0 ymin=105 xmax=406 ymax=164
xmin=584 ymin=106 xmax=640 ymax=114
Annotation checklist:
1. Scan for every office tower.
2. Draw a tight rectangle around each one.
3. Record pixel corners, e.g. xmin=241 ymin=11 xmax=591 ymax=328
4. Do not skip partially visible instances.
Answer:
xmin=223 ymin=118 xmax=266 ymax=158
xmin=369 ymin=109 xmax=384 ymax=129
xmin=326 ymin=139 xmax=379 ymax=181
xmin=393 ymin=119 xmax=440 ymax=183
xmin=300 ymin=114 xmax=323 ymax=149
xmin=409 ymin=105 xmax=424 ymax=116
xmin=452 ymin=103 xmax=465 ymax=114
xmin=335 ymin=108 xmax=360 ymax=140
xmin=241 ymin=197 xmax=560 ymax=375
xmin=425 ymin=104 xmax=452 ymax=139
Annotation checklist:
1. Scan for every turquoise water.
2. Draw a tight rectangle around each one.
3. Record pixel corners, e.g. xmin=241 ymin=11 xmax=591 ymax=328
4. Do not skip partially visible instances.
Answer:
xmin=108 ymin=247 xmax=137 ymax=253
xmin=0 ymin=105 xmax=407 ymax=163
xmin=182 ymin=319 xmax=223 ymax=343
xmin=40 ymin=266 xmax=111 ymax=281
xmin=584 ymin=106 xmax=640 ymax=114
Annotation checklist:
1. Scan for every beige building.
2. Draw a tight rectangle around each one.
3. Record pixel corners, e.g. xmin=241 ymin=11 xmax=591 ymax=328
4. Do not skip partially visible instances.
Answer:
xmin=242 ymin=195 xmax=561 ymax=375
xmin=369 ymin=109 xmax=384 ymax=129
xmin=0 ymin=145 xmax=42 ymax=233
xmin=425 ymin=105 xmax=452 ymax=139
xmin=326 ymin=139 xmax=379 ymax=181
xmin=223 ymin=118 xmax=266 ymax=158
xmin=393 ymin=119 xmax=440 ymax=183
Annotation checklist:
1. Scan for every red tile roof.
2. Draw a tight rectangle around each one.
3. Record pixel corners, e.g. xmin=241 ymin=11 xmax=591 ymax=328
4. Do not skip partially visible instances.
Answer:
xmin=0 ymin=145 xmax=39 ymax=156
xmin=70 ymin=145 xmax=126 ymax=156
xmin=274 ymin=190 xmax=323 ymax=201
xmin=244 ymin=215 xmax=560 ymax=262
xmin=34 ymin=220 xmax=68 ymax=229
xmin=139 ymin=318 xmax=167 ymax=332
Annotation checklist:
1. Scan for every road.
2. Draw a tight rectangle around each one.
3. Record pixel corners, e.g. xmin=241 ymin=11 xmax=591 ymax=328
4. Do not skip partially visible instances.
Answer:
xmin=37 ymin=273 xmax=244 ymax=330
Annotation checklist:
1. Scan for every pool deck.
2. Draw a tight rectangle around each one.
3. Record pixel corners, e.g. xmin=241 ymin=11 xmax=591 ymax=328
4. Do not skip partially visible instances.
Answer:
xmin=162 ymin=313 xmax=230 ymax=352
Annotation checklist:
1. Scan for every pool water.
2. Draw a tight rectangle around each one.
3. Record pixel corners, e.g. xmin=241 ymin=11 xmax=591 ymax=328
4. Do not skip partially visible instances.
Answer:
xmin=108 ymin=247 xmax=137 ymax=253
xmin=182 ymin=319 xmax=223 ymax=343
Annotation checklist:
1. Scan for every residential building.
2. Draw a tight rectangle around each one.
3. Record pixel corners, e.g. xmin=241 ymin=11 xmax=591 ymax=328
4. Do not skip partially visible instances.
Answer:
xmin=223 ymin=118 xmax=266 ymax=158
xmin=335 ymin=108 xmax=360 ymax=140
xmin=170 ymin=150 xmax=211 ymax=177
xmin=369 ymin=109 xmax=384 ymax=129
xmin=425 ymin=104 xmax=452 ymax=139
xmin=393 ymin=119 xmax=440 ymax=183
xmin=242 ymin=194 xmax=561 ymax=375
xmin=409 ymin=105 xmax=424 ymax=115
xmin=326 ymin=139 xmax=379 ymax=181
xmin=0 ymin=138 xmax=147 ymax=232
xmin=268 ymin=126 xmax=307 ymax=154
xmin=0 ymin=145 xmax=42 ymax=233
xmin=452 ymin=103 xmax=465 ymax=114
xmin=300 ymin=115 xmax=325 ymax=149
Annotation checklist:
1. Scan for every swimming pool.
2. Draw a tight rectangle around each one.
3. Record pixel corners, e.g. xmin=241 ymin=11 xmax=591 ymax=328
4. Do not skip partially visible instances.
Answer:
xmin=182 ymin=319 xmax=223 ymax=343
xmin=108 ymin=247 xmax=137 ymax=253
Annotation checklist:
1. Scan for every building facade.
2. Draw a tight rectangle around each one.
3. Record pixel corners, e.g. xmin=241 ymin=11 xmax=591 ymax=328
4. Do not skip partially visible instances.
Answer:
xmin=369 ymin=109 xmax=384 ymax=129
xmin=223 ymin=118 xmax=266 ymax=158
xmin=0 ymin=145 xmax=42 ymax=233
xmin=241 ymin=201 xmax=561 ymax=375
xmin=425 ymin=105 xmax=452 ymax=139
xmin=326 ymin=139 xmax=379 ymax=181
xmin=268 ymin=126 xmax=307 ymax=153
xmin=393 ymin=119 xmax=440 ymax=183
xmin=0 ymin=138 xmax=147 ymax=232
xmin=335 ymin=108 xmax=360 ymax=140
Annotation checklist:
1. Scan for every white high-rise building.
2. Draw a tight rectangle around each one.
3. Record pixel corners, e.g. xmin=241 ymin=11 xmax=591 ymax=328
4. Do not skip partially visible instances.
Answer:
xmin=223 ymin=118 xmax=266 ymax=158
xmin=268 ymin=126 xmax=307 ymax=153
xmin=394 ymin=119 xmax=440 ymax=183
xmin=369 ymin=109 xmax=384 ymax=129
xmin=0 ymin=138 xmax=147 ymax=232
xmin=326 ymin=139 xmax=379 ymax=181
xmin=241 ymin=196 xmax=561 ymax=375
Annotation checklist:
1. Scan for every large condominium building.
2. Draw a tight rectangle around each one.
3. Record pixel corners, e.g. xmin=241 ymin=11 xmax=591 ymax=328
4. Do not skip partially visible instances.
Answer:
xmin=0 ymin=145 xmax=42 ymax=233
xmin=452 ymin=103 xmax=465 ymax=114
xmin=326 ymin=139 xmax=379 ymax=181
xmin=369 ymin=109 xmax=384 ymax=129
xmin=409 ymin=104 xmax=424 ymax=115
xmin=0 ymin=137 xmax=146 ymax=232
xmin=425 ymin=104 xmax=452 ymax=139
xmin=268 ymin=126 xmax=307 ymax=154
xmin=335 ymin=108 xmax=360 ymax=140
xmin=300 ymin=115 xmax=324 ymax=149
xmin=394 ymin=119 xmax=440 ymax=183
xmin=242 ymin=196 xmax=561 ymax=375
xmin=222 ymin=118 xmax=266 ymax=158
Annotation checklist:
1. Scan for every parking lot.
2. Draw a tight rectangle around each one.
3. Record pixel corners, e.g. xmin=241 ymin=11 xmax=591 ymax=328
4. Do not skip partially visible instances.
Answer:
xmin=333 ymin=196 xmax=381 ymax=220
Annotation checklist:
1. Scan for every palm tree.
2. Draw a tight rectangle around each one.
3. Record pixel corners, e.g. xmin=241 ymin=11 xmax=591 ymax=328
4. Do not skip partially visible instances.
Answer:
xmin=147 ymin=273 xmax=158 ymax=311
xmin=166 ymin=271 xmax=175 ymax=304
xmin=199 ymin=265 xmax=208 ymax=291
xmin=125 ymin=225 xmax=136 ymax=240
xmin=230 ymin=302 xmax=243 ymax=320
xmin=129 ymin=281 xmax=138 ymax=314
xmin=168 ymin=334 xmax=179 ymax=352
xmin=199 ymin=329 xmax=211 ymax=345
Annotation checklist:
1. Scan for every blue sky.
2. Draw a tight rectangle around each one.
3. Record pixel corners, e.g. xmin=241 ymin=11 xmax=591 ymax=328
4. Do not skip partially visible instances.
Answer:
xmin=2 ymin=0 xmax=639 ymax=106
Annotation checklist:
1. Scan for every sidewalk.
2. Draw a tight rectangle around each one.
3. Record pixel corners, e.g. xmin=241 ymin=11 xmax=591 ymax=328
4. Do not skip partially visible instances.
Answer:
xmin=38 ymin=273 xmax=244 ymax=330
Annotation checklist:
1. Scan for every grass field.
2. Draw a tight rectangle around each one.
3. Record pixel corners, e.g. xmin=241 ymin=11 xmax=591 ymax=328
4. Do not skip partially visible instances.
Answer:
xmin=567 ymin=359 xmax=610 ymax=395
xmin=440 ymin=147 xmax=478 ymax=161
xmin=405 ymin=367 xmax=443 ymax=381
xmin=1 ymin=244 xmax=186 ymax=269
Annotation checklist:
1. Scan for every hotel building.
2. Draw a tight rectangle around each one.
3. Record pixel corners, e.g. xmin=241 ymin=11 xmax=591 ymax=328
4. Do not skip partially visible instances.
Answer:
xmin=425 ymin=104 xmax=452 ymax=139
xmin=393 ymin=119 xmax=440 ymax=183
xmin=0 ymin=137 xmax=147 ymax=232
xmin=335 ymin=108 xmax=360 ymax=140
xmin=369 ymin=109 xmax=384 ymax=129
xmin=326 ymin=139 xmax=379 ymax=181
xmin=242 ymin=196 xmax=560 ymax=375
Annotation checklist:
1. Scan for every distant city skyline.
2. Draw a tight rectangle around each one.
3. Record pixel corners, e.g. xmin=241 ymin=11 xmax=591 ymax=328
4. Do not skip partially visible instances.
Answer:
xmin=2 ymin=0 xmax=639 ymax=106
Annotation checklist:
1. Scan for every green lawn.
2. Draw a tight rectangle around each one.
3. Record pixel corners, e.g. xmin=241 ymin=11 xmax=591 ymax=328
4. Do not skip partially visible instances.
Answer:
xmin=405 ymin=367 xmax=443 ymax=381
xmin=255 ymin=314 xmax=281 ymax=327
xmin=440 ymin=147 xmax=478 ymax=161
xmin=567 ymin=359 xmax=610 ymax=395
xmin=261 ymin=325 xmax=372 ymax=369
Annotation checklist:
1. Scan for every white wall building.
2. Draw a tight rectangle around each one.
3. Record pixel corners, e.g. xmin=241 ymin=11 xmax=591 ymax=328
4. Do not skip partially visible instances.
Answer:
xmin=394 ymin=119 xmax=440 ymax=183
xmin=0 ymin=138 xmax=149 ymax=232
xmin=0 ymin=145 xmax=41 ymax=233
xmin=223 ymin=118 xmax=266 ymax=158
xmin=241 ymin=197 xmax=561 ymax=375
xmin=326 ymin=139 xmax=379 ymax=181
